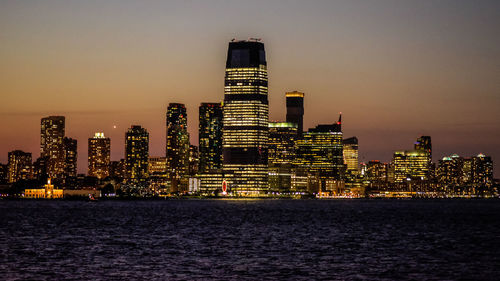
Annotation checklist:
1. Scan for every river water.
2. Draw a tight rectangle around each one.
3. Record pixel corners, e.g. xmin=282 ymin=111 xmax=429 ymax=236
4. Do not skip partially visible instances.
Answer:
xmin=1 ymin=199 xmax=499 ymax=280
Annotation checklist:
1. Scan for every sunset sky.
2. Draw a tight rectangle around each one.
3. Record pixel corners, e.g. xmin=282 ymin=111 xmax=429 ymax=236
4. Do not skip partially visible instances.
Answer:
xmin=1 ymin=0 xmax=499 ymax=175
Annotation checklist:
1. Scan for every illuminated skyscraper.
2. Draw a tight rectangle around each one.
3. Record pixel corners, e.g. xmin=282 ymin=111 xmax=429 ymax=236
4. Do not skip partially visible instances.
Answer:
xmin=472 ymin=153 xmax=493 ymax=189
xmin=166 ymin=103 xmax=190 ymax=182
xmin=88 ymin=132 xmax=111 ymax=179
xmin=295 ymin=116 xmax=344 ymax=193
xmin=125 ymin=125 xmax=149 ymax=186
xmin=286 ymin=91 xmax=304 ymax=137
xmin=393 ymin=150 xmax=430 ymax=183
xmin=40 ymin=116 xmax=65 ymax=179
xmin=63 ymin=137 xmax=77 ymax=178
xmin=222 ymin=40 xmax=269 ymax=195
xmin=199 ymin=103 xmax=223 ymax=173
xmin=7 ymin=150 xmax=32 ymax=183
xmin=268 ymin=122 xmax=297 ymax=192
xmin=343 ymin=137 xmax=359 ymax=179
xmin=438 ymin=154 xmax=462 ymax=188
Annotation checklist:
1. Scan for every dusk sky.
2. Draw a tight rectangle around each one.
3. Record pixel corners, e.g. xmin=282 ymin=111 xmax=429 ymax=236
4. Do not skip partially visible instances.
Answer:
xmin=1 ymin=0 xmax=499 ymax=175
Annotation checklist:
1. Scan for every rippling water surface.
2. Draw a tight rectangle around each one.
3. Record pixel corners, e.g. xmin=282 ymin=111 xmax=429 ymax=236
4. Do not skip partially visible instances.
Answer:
xmin=1 ymin=199 xmax=500 ymax=280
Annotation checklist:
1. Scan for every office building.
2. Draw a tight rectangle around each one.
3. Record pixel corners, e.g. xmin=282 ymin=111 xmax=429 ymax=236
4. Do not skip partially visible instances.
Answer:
xmin=286 ymin=91 xmax=304 ymax=137
xmin=125 ymin=125 xmax=149 ymax=186
xmin=268 ymin=122 xmax=297 ymax=192
xmin=393 ymin=150 xmax=430 ymax=183
xmin=295 ymin=116 xmax=344 ymax=193
xmin=40 ymin=116 xmax=65 ymax=178
xmin=63 ymin=137 xmax=77 ymax=178
xmin=88 ymin=132 xmax=111 ymax=179
xmin=366 ymin=160 xmax=388 ymax=184
xmin=199 ymin=103 xmax=223 ymax=173
xmin=222 ymin=39 xmax=269 ymax=195
xmin=166 ymin=103 xmax=190 ymax=182
xmin=472 ymin=153 xmax=493 ymax=189
xmin=437 ymin=154 xmax=462 ymax=188
xmin=7 ymin=150 xmax=32 ymax=183
xmin=343 ymin=137 xmax=359 ymax=179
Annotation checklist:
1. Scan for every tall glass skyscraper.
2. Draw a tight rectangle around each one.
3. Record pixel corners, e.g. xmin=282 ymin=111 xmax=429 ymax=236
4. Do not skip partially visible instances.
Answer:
xmin=199 ymin=102 xmax=223 ymax=173
xmin=222 ymin=40 xmax=269 ymax=195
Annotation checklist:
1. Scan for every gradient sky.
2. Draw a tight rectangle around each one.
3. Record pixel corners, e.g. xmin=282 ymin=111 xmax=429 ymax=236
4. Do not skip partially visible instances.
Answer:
xmin=1 ymin=0 xmax=499 ymax=176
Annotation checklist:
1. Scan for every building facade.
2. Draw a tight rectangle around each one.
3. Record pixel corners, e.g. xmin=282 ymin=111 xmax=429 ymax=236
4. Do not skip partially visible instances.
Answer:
xmin=295 ymin=118 xmax=344 ymax=193
xmin=166 ymin=103 xmax=190 ymax=183
xmin=7 ymin=150 xmax=32 ymax=183
xmin=40 ymin=116 xmax=65 ymax=179
xmin=63 ymin=137 xmax=77 ymax=178
xmin=222 ymin=40 xmax=269 ymax=195
xmin=285 ymin=91 xmax=304 ymax=138
xmin=199 ymin=102 xmax=223 ymax=173
xmin=125 ymin=126 xmax=149 ymax=186
xmin=268 ymin=122 xmax=297 ymax=192
xmin=343 ymin=137 xmax=359 ymax=180
xmin=88 ymin=132 xmax=111 ymax=179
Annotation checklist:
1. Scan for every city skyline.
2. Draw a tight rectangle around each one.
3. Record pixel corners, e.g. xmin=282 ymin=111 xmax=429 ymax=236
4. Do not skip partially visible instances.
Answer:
xmin=1 ymin=0 xmax=499 ymax=176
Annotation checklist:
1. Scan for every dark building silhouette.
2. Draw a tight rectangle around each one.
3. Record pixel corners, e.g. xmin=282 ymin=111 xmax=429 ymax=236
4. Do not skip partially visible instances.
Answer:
xmin=222 ymin=40 xmax=269 ymax=195
xmin=199 ymin=102 xmax=223 ymax=173
xmin=286 ymin=91 xmax=304 ymax=137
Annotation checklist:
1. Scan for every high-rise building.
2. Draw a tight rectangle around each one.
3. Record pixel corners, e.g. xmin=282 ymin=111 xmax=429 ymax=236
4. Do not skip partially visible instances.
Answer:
xmin=268 ymin=122 xmax=297 ymax=192
xmin=222 ymin=40 xmax=269 ymax=195
xmin=286 ymin=91 xmax=304 ymax=137
xmin=7 ymin=150 xmax=32 ymax=183
xmin=88 ymin=132 xmax=111 ymax=179
xmin=199 ymin=103 xmax=223 ymax=173
xmin=63 ymin=137 xmax=77 ymax=178
xmin=343 ymin=137 xmax=359 ymax=178
xmin=414 ymin=136 xmax=432 ymax=179
xmin=166 ymin=103 xmax=190 ymax=182
xmin=438 ymin=154 xmax=462 ymax=188
xmin=125 ymin=125 xmax=149 ymax=186
xmin=393 ymin=150 xmax=430 ymax=183
xmin=472 ymin=153 xmax=493 ymax=189
xmin=295 ymin=116 xmax=344 ymax=193
xmin=40 ymin=116 xmax=65 ymax=179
